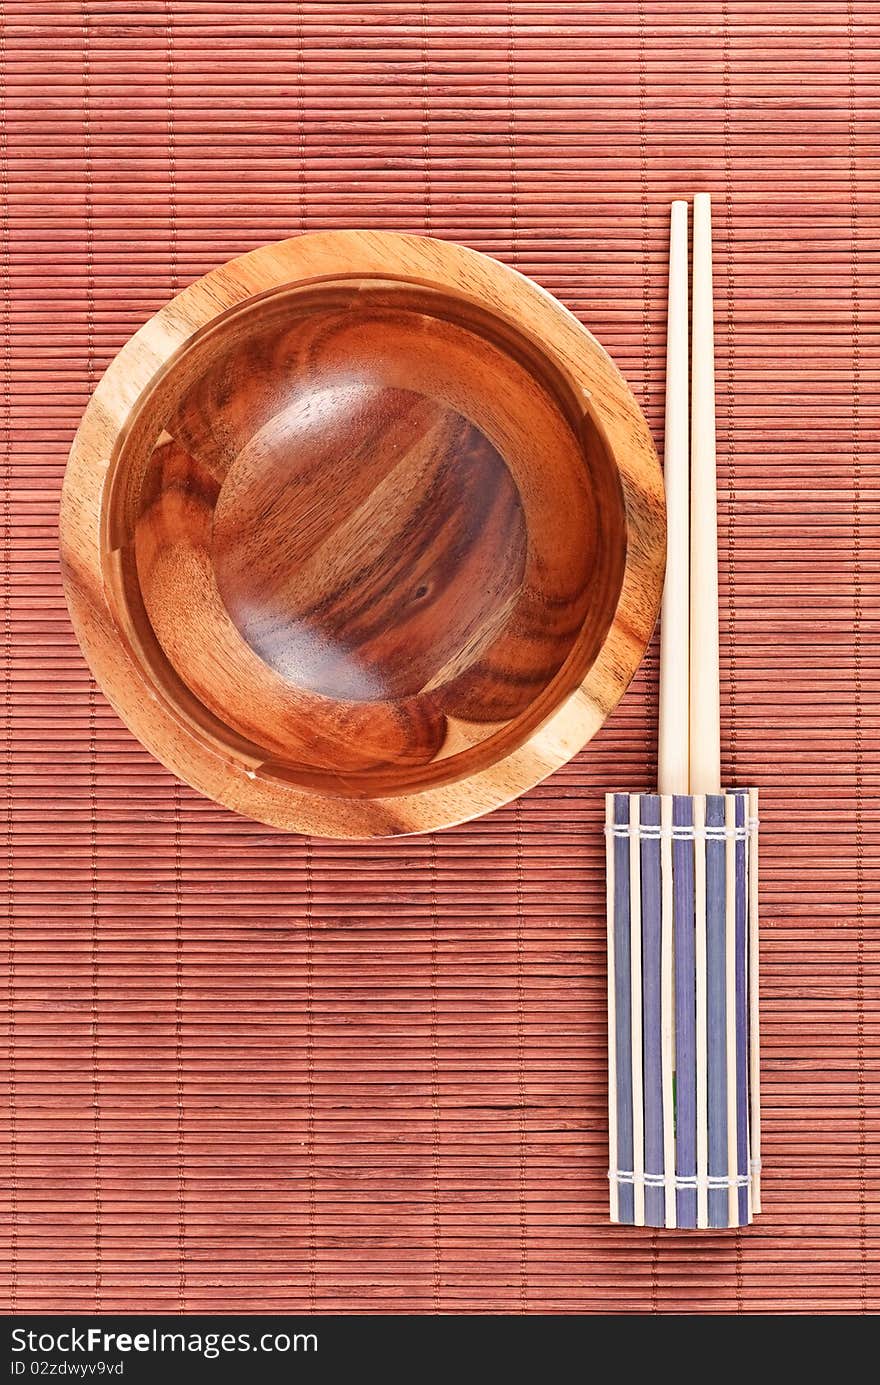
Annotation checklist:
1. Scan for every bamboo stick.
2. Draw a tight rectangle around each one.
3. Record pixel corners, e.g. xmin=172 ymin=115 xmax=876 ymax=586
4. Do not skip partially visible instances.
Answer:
xmin=725 ymin=791 xmax=740 ymax=1226
xmin=659 ymin=793 xmax=677 ymax=1229
xmin=605 ymin=793 xmax=619 ymax=1225
xmin=693 ymin=793 xmax=709 ymax=1228
xmin=748 ymin=787 xmax=763 ymax=1215
xmin=628 ymin=793 xmax=645 ymax=1227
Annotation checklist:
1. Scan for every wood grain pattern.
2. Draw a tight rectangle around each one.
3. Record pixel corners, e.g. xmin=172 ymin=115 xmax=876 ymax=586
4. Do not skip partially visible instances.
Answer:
xmin=60 ymin=233 xmax=665 ymax=836
xmin=2 ymin=0 xmax=879 ymax=1318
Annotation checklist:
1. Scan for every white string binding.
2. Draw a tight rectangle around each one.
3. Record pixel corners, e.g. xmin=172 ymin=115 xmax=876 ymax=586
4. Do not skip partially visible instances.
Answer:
xmin=611 ymin=1169 xmax=751 ymax=1190
xmin=604 ymin=822 xmax=758 ymax=842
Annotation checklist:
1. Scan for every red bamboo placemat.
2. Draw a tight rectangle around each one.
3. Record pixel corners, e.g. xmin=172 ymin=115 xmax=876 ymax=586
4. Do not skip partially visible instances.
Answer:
xmin=2 ymin=1 xmax=878 ymax=1315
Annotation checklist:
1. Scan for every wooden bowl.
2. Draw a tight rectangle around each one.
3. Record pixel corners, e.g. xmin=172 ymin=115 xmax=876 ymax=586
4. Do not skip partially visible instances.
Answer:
xmin=61 ymin=232 xmax=665 ymax=838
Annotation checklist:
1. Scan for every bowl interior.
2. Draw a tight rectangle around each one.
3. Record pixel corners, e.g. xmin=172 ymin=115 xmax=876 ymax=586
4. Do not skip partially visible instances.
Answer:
xmin=103 ymin=276 xmax=627 ymax=798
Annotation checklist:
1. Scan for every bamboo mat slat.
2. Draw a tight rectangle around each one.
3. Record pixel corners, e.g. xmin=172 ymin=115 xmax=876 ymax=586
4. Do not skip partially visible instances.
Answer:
xmin=1 ymin=0 xmax=878 ymax=1315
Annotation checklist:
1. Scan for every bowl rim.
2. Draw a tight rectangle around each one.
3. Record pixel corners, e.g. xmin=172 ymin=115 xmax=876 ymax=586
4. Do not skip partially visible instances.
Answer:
xmin=60 ymin=230 xmax=666 ymax=839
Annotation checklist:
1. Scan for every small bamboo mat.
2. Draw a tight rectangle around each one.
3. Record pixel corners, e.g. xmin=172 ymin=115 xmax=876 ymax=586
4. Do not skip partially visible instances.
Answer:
xmin=2 ymin=1 xmax=878 ymax=1315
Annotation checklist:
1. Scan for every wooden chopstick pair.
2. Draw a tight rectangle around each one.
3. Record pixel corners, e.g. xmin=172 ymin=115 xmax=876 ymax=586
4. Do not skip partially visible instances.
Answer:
xmin=658 ymin=193 xmax=721 ymax=798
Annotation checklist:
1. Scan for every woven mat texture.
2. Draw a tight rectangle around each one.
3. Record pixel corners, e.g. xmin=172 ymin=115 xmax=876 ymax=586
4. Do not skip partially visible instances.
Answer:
xmin=2 ymin=1 xmax=878 ymax=1314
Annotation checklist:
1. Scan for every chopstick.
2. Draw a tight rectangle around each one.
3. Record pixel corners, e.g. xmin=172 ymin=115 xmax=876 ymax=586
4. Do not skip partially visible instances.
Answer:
xmin=689 ymin=193 xmax=722 ymax=796
xmin=658 ymin=192 xmax=721 ymax=798
xmin=657 ymin=200 xmax=690 ymax=797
